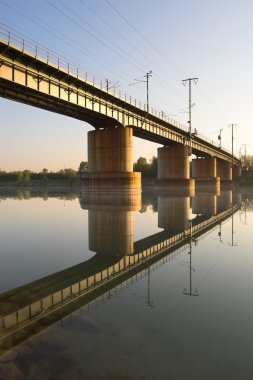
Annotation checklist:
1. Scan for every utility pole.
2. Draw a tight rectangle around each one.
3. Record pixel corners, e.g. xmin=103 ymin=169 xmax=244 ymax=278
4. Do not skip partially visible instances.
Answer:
xmin=228 ymin=124 xmax=237 ymax=181
xmin=218 ymin=128 xmax=223 ymax=148
xmin=243 ymin=143 xmax=247 ymax=167
xmin=105 ymin=78 xmax=119 ymax=92
xmin=129 ymin=70 xmax=152 ymax=114
xmin=182 ymin=77 xmax=198 ymax=136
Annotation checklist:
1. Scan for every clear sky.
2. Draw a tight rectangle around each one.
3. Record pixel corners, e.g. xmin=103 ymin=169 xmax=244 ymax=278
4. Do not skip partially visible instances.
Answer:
xmin=0 ymin=0 xmax=253 ymax=171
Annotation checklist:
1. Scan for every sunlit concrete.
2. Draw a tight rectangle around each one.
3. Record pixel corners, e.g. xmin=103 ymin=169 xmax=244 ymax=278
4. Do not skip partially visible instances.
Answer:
xmin=233 ymin=165 xmax=242 ymax=178
xmin=217 ymin=160 xmax=232 ymax=181
xmin=191 ymin=157 xmax=220 ymax=191
xmin=82 ymin=127 xmax=141 ymax=193
xmin=156 ymin=145 xmax=195 ymax=190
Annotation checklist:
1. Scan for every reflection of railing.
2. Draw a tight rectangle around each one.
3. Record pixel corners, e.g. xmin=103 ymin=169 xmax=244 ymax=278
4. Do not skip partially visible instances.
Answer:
xmin=0 ymin=26 xmax=237 ymax=158
xmin=0 ymin=204 xmax=240 ymax=343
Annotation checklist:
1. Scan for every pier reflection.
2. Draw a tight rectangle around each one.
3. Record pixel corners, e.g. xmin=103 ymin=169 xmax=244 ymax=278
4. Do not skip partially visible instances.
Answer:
xmin=80 ymin=193 xmax=141 ymax=256
xmin=192 ymin=192 xmax=218 ymax=217
xmin=158 ymin=195 xmax=190 ymax=232
xmin=0 ymin=189 xmax=243 ymax=356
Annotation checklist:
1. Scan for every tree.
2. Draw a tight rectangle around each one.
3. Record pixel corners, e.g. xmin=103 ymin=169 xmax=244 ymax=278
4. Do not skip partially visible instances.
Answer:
xmin=65 ymin=168 xmax=78 ymax=185
xmin=16 ymin=171 xmax=23 ymax=185
xmin=133 ymin=156 xmax=157 ymax=177
xmin=41 ymin=168 xmax=48 ymax=185
xmin=78 ymin=161 xmax=88 ymax=178
xmin=134 ymin=157 xmax=148 ymax=173
xmin=22 ymin=170 xmax=31 ymax=185
xmin=149 ymin=156 xmax=157 ymax=177
xmin=243 ymin=155 xmax=253 ymax=170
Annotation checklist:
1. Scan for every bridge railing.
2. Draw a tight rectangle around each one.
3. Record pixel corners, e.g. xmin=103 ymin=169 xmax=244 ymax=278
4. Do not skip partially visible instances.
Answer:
xmin=0 ymin=27 xmax=188 ymax=131
xmin=0 ymin=26 xmax=238 ymax=158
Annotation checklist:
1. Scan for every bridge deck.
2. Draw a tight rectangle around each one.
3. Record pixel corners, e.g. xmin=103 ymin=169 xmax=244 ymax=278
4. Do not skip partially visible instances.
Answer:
xmin=0 ymin=35 xmax=240 ymax=164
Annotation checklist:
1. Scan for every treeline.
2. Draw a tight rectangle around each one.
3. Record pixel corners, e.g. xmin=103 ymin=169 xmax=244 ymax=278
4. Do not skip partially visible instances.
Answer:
xmin=0 ymin=168 xmax=80 ymax=185
xmin=0 ymin=157 xmax=157 ymax=186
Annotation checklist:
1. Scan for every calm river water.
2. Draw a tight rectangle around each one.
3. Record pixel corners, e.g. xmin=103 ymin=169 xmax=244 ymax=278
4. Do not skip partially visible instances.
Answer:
xmin=0 ymin=187 xmax=252 ymax=380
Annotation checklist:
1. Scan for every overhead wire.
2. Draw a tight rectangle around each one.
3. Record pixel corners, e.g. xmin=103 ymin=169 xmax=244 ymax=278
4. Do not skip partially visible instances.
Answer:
xmin=0 ymin=0 xmax=185 ymax=115
xmin=0 ymin=0 xmax=143 ymax=85
xmin=0 ymin=0 xmax=229 ymax=131
xmin=57 ymin=0 xmax=150 ymax=73
xmin=103 ymin=0 xmax=233 ymax=135
xmin=46 ymin=0 xmax=146 ymax=74
xmin=45 ymin=0 xmax=184 ymax=114
xmin=78 ymin=0 xmax=188 ymax=108
xmin=0 ymin=0 xmax=125 ymax=81
xmin=104 ymin=0 xmax=186 ymax=77
xmin=0 ymin=14 xmax=174 ymax=117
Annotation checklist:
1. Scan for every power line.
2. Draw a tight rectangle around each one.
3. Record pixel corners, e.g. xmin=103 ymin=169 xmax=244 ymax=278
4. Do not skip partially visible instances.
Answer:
xmin=1 ymin=0 xmax=147 ymax=85
xmin=103 ymin=0 xmax=230 ymax=133
xmin=1 ymin=0 xmax=235 ymax=145
xmin=46 ymin=0 xmax=145 ymax=73
xmin=5 ymin=0 xmax=185 ymax=117
xmin=79 ymin=0 xmax=152 ymax=66
xmin=104 ymin=0 xmax=185 ymax=76
xmin=57 ymin=0 xmax=148 ymax=73
xmin=0 ymin=1 xmax=129 ymax=81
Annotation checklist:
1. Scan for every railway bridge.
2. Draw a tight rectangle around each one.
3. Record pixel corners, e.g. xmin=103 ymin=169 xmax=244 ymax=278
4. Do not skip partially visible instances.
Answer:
xmin=0 ymin=28 xmax=241 ymax=191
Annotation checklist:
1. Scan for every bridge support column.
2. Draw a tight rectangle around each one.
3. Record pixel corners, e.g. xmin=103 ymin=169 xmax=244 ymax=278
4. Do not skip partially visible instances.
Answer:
xmin=156 ymin=145 xmax=195 ymax=193
xmin=82 ymin=127 xmax=141 ymax=193
xmin=217 ymin=160 xmax=232 ymax=185
xmin=191 ymin=157 xmax=220 ymax=191
xmin=233 ymin=165 xmax=242 ymax=179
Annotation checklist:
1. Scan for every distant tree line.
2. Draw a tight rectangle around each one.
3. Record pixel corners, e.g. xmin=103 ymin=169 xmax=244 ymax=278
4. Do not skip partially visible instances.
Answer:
xmin=0 ymin=157 xmax=157 ymax=186
xmin=242 ymin=155 xmax=253 ymax=170
xmin=0 ymin=167 xmax=82 ymax=185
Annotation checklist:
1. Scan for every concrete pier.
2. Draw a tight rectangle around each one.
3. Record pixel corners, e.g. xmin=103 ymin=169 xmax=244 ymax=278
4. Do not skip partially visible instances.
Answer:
xmin=191 ymin=157 xmax=220 ymax=191
xmin=156 ymin=145 xmax=195 ymax=190
xmin=217 ymin=160 xmax=232 ymax=182
xmin=82 ymin=127 xmax=141 ymax=193
xmin=233 ymin=165 xmax=242 ymax=179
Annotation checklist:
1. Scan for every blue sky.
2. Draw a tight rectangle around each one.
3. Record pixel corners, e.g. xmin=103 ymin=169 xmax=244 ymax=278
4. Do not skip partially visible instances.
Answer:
xmin=0 ymin=0 xmax=253 ymax=171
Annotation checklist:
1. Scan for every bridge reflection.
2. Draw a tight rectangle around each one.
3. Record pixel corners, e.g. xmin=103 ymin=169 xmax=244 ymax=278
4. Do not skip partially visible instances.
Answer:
xmin=0 ymin=190 xmax=241 ymax=355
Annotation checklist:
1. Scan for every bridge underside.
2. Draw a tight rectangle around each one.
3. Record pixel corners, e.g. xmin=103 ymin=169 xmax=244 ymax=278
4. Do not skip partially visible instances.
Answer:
xmin=0 ymin=77 xmax=220 ymax=159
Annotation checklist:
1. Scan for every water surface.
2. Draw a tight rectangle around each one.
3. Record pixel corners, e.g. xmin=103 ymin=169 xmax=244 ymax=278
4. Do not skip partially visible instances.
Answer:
xmin=0 ymin=187 xmax=252 ymax=380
